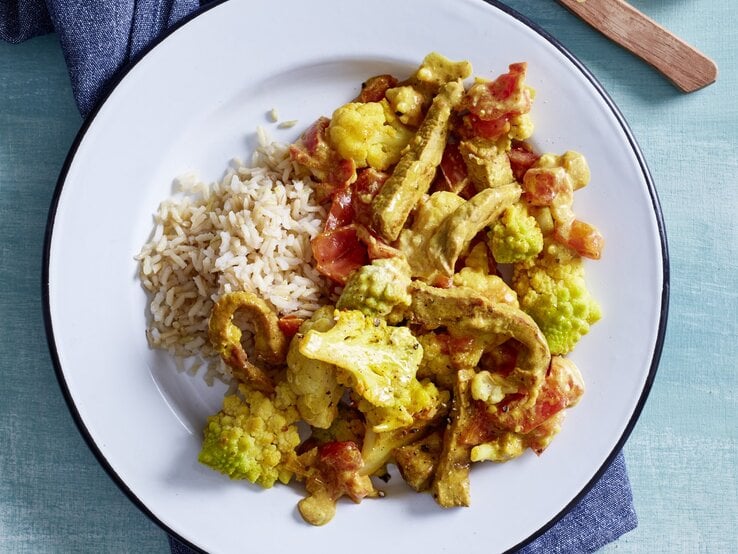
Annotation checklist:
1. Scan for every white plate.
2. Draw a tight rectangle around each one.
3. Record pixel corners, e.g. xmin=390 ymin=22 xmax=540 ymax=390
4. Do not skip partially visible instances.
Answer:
xmin=44 ymin=0 xmax=668 ymax=552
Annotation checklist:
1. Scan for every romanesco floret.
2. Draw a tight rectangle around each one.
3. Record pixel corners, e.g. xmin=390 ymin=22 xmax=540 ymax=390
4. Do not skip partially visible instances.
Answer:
xmin=296 ymin=309 xmax=429 ymax=432
xmin=328 ymin=100 xmax=413 ymax=170
xmin=198 ymin=382 xmax=300 ymax=487
xmin=489 ymin=201 xmax=543 ymax=264
xmin=511 ymin=241 xmax=601 ymax=355
xmin=336 ymin=258 xmax=412 ymax=323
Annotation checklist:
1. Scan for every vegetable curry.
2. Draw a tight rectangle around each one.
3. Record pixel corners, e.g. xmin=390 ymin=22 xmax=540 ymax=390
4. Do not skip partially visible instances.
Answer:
xmin=199 ymin=53 xmax=603 ymax=525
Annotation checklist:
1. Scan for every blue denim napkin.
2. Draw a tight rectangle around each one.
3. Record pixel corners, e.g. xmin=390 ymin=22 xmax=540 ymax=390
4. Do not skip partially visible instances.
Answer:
xmin=0 ymin=0 xmax=200 ymax=115
xmin=1 ymin=1 xmax=638 ymax=552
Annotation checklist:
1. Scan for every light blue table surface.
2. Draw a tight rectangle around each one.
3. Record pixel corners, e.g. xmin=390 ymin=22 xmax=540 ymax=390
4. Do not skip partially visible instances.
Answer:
xmin=1 ymin=1 xmax=736 ymax=552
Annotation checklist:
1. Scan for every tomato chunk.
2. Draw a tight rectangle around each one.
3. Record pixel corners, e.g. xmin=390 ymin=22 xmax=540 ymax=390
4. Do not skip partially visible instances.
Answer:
xmin=508 ymin=142 xmax=540 ymax=182
xmin=354 ymin=74 xmax=399 ymax=103
xmin=278 ymin=315 xmax=304 ymax=339
xmin=311 ymin=225 xmax=368 ymax=285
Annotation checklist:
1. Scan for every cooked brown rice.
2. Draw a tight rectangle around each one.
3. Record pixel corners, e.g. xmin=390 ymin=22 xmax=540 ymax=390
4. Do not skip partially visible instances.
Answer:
xmin=137 ymin=128 xmax=330 ymax=383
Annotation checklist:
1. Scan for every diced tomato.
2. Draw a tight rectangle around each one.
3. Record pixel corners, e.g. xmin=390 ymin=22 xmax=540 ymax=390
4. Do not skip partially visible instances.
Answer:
xmin=309 ymin=440 xmax=376 ymax=505
xmin=352 ymin=168 xmax=388 ymax=227
xmin=556 ymin=219 xmax=604 ymax=260
xmin=311 ymin=225 xmax=368 ymax=285
xmin=318 ymin=441 xmax=364 ymax=472
xmin=435 ymin=332 xmax=479 ymax=369
xmin=525 ymin=411 xmax=565 ymax=455
xmin=331 ymin=158 xmax=357 ymax=189
xmin=522 ymin=167 xmax=569 ymax=206
xmin=324 ymin=185 xmax=355 ymax=231
xmin=355 ymin=74 xmax=399 ymax=103
xmin=354 ymin=224 xmax=401 ymax=260
xmin=278 ymin=315 xmax=304 ymax=339
xmin=437 ymin=141 xmax=469 ymax=193
xmin=460 ymin=400 xmax=503 ymax=445
xmin=493 ymin=357 xmax=584 ymax=435
xmin=458 ymin=63 xmax=531 ymax=141
xmin=290 ymin=117 xmax=330 ymax=163
xmin=508 ymin=142 xmax=540 ymax=182
xmin=462 ymin=113 xmax=511 ymax=141
xmin=432 ymin=275 xmax=454 ymax=288
xmin=290 ymin=117 xmax=356 ymax=201
xmin=486 ymin=62 xmax=528 ymax=102
xmin=462 ymin=62 xmax=530 ymax=119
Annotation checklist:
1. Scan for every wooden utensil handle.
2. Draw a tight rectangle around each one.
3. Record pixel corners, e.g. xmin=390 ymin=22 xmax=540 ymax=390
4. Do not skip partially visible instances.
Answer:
xmin=558 ymin=0 xmax=717 ymax=92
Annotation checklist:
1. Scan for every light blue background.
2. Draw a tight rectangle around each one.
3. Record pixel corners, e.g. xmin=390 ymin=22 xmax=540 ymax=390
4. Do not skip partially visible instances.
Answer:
xmin=1 ymin=1 xmax=735 ymax=551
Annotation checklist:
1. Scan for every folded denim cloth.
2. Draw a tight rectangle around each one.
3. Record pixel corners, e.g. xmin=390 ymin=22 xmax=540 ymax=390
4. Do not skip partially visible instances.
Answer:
xmin=0 ymin=0 xmax=200 ymax=115
xmin=1 ymin=1 xmax=638 ymax=551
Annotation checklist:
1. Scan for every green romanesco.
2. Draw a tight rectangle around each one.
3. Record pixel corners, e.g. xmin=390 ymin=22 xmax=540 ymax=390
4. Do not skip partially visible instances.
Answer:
xmin=336 ymin=258 xmax=412 ymax=323
xmin=198 ymin=382 xmax=300 ymax=487
xmin=296 ymin=309 xmax=430 ymax=432
xmin=489 ymin=201 xmax=543 ymax=264
xmin=328 ymin=100 xmax=413 ymax=170
xmin=512 ymin=241 xmax=601 ymax=355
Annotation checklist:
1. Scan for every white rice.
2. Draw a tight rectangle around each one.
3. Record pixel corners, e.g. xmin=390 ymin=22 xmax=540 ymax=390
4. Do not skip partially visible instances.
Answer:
xmin=137 ymin=129 xmax=330 ymax=383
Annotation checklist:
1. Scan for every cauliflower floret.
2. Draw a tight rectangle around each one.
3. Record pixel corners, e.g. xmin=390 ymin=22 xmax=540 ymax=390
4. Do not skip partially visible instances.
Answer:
xmin=385 ymin=85 xmax=426 ymax=127
xmin=360 ymin=383 xmax=449 ymax=476
xmin=489 ymin=201 xmax=544 ymax=264
xmin=198 ymin=382 xmax=300 ymax=487
xmin=296 ymin=309 xmax=429 ymax=432
xmin=453 ymin=266 xmax=519 ymax=307
xmin=336 ymin=258 xmax=412 ymax=323
xmin=411 ymin=51 xmax=473 ymax=91
xmin=508 ymin=111 xmax=534 ymax=141
xmin=329 ymin=100 xmax=413 ymax=170
xmin=416 ymin=333 xmax=456 ymax=390
xmin=286 ymin=306 xmax=343 ymax=429
xmin=308 ymin=404 xmax=366 ymax=446
xmin=512 ymin=241 xmax=601 ymax=355
xmin=470 ymin=432 xmax=526 ymax=463
xmin=357 ymin=378 xmax=440 ymax=434
xmin=535 ymin=150 xmax=590 ymax=190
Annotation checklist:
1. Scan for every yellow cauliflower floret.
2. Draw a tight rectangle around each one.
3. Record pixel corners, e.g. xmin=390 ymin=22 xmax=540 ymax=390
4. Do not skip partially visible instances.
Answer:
xmin=198 ymin=382 xmax=300 ymax=487
xmin=512 ymin=241 xmax=601 ymax=355
xmin=386 ymin=85 xmax=426 ymax=127
xmin=453 ymin=266 xmax=519 ymax=307
xmin=535 ymin=151 xmax=590 ymax=190
xmin=296 ymin=309 xmax=429 ymax=432
xmin=329 ymin=100 xmax=413 ymax=170
xmin=470 ymin=432 xmax=526 ymax=463
xmin=509 ymin=113 xmax=534 ymax=141
xmin=412 ymin=51 xmax=473 ymax=90
xmin=286 ymin=306 xmax=343 ymax=429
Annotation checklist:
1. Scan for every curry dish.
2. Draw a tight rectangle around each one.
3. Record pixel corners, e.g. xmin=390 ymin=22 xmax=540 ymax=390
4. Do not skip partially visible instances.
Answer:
xmin=188 ymin=53 xmax=603 ymax=525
